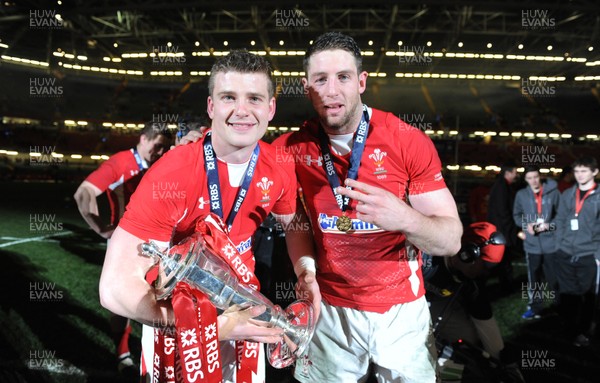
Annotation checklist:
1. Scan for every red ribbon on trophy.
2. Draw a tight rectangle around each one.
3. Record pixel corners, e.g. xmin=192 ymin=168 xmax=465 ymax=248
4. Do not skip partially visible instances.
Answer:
xmin=152 ymin=213 xmax=262 ymax=383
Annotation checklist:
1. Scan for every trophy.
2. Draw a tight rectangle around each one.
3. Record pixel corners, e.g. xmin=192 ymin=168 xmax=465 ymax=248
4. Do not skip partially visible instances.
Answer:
xmin=141 ymin=234 xmax=315 ymax=368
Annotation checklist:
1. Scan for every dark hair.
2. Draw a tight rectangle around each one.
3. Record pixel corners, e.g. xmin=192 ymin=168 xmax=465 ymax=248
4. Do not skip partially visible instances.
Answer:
xmin=208 ymin=50 xmax=274 ymax=98
xmin=303 ymin=32 xmax=362 ymax=74
xmin=500 ymin=160 xmax=518 ymax=175
xmin=141 ymin=122 xmax=172 ymax=140
xmin=523 ymin=165 xmax=540 ymax=176
xmin=176 ymin=114 xmax=211 ymax=141
xmin=572 ymin=156 xmax=598 ymax=172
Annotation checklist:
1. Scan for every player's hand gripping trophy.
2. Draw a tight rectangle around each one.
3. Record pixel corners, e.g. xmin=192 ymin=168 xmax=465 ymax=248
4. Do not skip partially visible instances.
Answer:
xmin=141 ymin=215 xmax=316 ymax=368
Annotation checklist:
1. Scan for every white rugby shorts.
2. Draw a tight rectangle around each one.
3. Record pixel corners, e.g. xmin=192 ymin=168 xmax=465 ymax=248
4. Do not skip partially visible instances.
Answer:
xmin=294 ymin=296 xmax=436 ymax=383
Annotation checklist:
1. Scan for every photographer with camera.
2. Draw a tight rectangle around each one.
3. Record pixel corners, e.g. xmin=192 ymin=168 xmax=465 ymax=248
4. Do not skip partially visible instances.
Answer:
xmin=426 ymin=222 xmax=505 ymax=359
xmin=513 ymin=166 xmax=560 ymax=319
xmin=425 ymin=222 xmax=525 ymax=382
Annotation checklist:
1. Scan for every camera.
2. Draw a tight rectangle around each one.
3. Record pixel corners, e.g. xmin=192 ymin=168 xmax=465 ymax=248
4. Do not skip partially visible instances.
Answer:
xmin=532 ymin=222 xmax=545 ymax=236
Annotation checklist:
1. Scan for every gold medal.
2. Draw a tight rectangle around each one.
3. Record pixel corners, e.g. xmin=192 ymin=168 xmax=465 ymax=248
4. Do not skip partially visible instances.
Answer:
xmin=336 ymin=215 xmax=352 ymax=232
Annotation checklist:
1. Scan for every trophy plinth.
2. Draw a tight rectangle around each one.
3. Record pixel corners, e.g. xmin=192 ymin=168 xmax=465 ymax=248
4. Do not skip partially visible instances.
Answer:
xmin=141 ymin=234 xmax=315 ymax=368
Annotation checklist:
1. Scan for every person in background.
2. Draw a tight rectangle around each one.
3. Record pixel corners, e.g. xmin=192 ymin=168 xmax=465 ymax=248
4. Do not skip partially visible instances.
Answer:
xmin=513 ymin=165 xmax=560 ymax=319
xmin=487 ymin=161 xmax=520 ymax=294
xmin=74 ymin=124 xmax=171 ymax=373
xmin=557 ymin=165 xmax=574 ymax=193
xmin=555 ymin=156 xmax=600 ymax=347
xmin=468 ymin=184 xmax=491 ymax=223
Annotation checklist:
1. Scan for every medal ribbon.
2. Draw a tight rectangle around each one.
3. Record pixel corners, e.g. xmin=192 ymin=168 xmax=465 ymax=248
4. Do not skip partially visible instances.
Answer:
xmin=203 ymin=131 xmax=260 ymax=230
xmin=575 ymin=183 xmax=596 ymax=217
xmin=317 ymin=104 xmax=370 ymax=212
xmin=534 ymin=186 xmax=544 ymax=217
xmin=132 ymin=147 xmax=148 ymax=171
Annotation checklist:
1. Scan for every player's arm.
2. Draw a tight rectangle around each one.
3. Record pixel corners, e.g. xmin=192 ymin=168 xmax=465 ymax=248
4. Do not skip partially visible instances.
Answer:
xmin=498 ymin=192 xmax=519 ymax=239
xmin=99 ymin=226 xmax=171 ymax=325
xmin=512 ymin=191 xmax=524 ymax=228
xmin=407 ymin=188 xmax=462 ymax=255
xmin=512 ymin=191 xmax=531 ymax=236
xmin=99 ymin=226 xmax=285 ymax=343
xmin=336 ymin=180 xmax=462 ymax=256
xmin=272 ymin=201 xmax=321 ymax=319
xmin=554 ymin=191 xmax=569 ymax=251
xmin=73 ymin=180 xmax=114 ymax=239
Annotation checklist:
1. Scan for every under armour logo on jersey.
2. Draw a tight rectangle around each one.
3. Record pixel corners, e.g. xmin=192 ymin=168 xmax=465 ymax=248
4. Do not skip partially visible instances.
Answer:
xmin=304 ymin=155 xmax=323 ymax=166
xmin=198 ymin=197 xmax=207 ymax=209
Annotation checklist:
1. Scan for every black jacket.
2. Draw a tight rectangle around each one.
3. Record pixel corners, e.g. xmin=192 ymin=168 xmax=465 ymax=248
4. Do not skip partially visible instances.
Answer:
xmin=487 ymin=176 xmax=519 ymax=247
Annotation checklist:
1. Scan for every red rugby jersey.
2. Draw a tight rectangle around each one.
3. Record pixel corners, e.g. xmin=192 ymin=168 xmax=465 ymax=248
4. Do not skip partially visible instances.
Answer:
xmin=119 ymin=138 xmax=296 ymax=270
xmin=86 ymin=149 xmax=146 ymax=226
xmin=273 ymin=108 xmax=447 ymax=313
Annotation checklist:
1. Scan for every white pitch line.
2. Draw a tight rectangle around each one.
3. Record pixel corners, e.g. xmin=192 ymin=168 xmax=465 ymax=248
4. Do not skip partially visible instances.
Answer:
xmin=0 ymin=231 xmax=73 ymax=248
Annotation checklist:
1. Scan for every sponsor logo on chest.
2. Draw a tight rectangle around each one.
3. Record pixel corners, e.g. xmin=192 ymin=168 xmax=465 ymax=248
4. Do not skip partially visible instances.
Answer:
xmin=318 ymin=213 xmax=382 ymax=233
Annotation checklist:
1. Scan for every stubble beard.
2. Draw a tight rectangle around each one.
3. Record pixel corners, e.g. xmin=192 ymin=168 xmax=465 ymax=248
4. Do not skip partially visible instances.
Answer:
xmin=320 ymin=102 xmax=362 ymax=134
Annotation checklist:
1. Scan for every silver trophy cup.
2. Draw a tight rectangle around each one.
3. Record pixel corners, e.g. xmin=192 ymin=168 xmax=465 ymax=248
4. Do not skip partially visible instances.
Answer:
xmin=141 ymin=233 xmax=315 ymax=368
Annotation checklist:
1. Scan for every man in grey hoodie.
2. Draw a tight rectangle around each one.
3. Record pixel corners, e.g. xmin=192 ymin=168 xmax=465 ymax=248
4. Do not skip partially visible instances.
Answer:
xmin=555 ymin=156 xmax=600 ymax=347
xmin=513 ymin=166 xmax=560 ymax=319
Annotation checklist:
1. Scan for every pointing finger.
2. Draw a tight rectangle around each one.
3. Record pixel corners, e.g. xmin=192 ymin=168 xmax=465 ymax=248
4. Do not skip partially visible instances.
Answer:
xmin=344 ymin=179 xmax=380 ymax=194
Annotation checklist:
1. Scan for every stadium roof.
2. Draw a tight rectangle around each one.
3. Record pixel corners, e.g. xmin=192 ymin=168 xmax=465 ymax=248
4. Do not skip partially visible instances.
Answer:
xmin=1 ymin=1 xmax=599 ymax=82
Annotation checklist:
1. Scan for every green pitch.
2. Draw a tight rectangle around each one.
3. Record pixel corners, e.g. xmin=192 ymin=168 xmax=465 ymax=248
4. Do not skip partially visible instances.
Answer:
xmin=1 ymin=181 xmax=597 ymax=383
xmin=0 ymin=181 xmax=140 ymax=383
